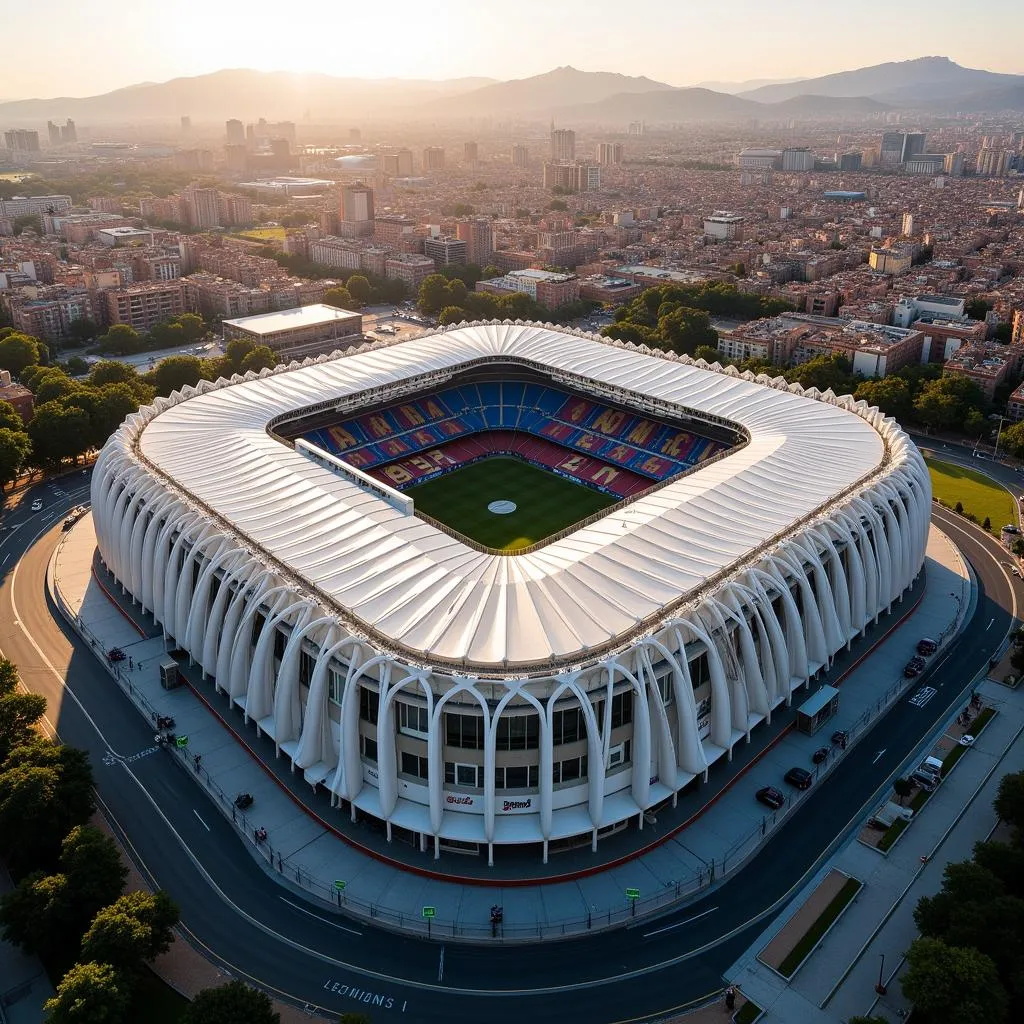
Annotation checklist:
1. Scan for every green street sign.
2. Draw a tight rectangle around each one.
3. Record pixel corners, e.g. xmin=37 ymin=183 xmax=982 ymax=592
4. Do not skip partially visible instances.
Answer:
xmin=421 ymin=906 xmax=436 ymax=919
xmin=333 ymin=880 xmax=346 ymax=892
xmin=175 ymin=735 xmax=189 ymax=748
xmin=625 ymin=888 xmax=641 ymax=900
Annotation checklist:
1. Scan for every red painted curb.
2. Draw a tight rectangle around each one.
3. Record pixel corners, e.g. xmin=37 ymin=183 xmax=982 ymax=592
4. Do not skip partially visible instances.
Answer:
xmin=91 ymin=565 xmax=148 ymax=639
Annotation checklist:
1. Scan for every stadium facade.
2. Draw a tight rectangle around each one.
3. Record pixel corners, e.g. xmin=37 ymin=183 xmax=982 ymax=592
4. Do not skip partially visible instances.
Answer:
xmin=92 ymin=322 xmax=930 ymax=863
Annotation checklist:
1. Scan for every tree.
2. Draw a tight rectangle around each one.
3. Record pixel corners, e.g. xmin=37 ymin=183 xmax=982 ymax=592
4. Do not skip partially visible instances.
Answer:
xmin=34 ymin=369 xmax=75 ymax=404
xmin=147 ymin=355 xmax=204 ymax=396
xmin=0 ymin=825 xmax=128 ymax=966
xmin=28 ymin=401 xmax=91 ymax=465
xmin=913 ymin=375 xmax=985 ymax=433
xmin=965 ymin=298 xmax=993 ymax=321
xmin=418 ymin=274 xmax=452 ymax=315
xmin=900 ymin=936 xmax=1007 ymax=1024
xmin=0 ymin=426 xmax=32 ymax=488
xmin=853 ymin=377 xmax=913 ymax=423
xmin=787 ymin=354 xmax=855 ymax=394
xmin=994 ymin=770 xmax=1024 ymax=837
xmin=0 ymin=743 xmax=95 ymax=874
xmin=175 ymin=313 xmax=206 ymax=343
xmin=1000 ymin=421 xmax=1024 ymax=459
xmin=68 ymin=318 xmax=99 ymax=345
xmin=0 ymin=332 xmax=44 ymax=376
xmin=0 ymin=657 xmax=45 ymax=757
xmin=80 ymin=890 xmax=178 ymax=975
xmin=438 ymin=305 xmax=467 ymax=326
xmin=345 ymin=275 xmax=372 ymax=306
xmin=983 ymin=516 xmax=992 ymax=531
xmin=43 ymin=962 xmax=131 ymax=1024
xmin=95 ymin=324 xmax=143 ymax=356
xmin=322 ymin=286 xmax=354 ymax=310
xmin=182 ymin=980 xmax=280 ymax=1024
xmin=0 ymin=399 xmax=24 ymax=431
xmin=892 ymin=777 xmax=914 ymax=806
xmin=87 ymin=361 xmax=134 ymax=388
xmin=239 ymin=346 xmax=278 ymax=374
xmin=693 ymin=345 xmax=722 ymax=363
xmin=964 ymin=407 xmax=988 ymax=437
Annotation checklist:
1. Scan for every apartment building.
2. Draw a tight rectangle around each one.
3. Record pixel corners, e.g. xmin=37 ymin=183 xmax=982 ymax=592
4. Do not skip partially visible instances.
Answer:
xmin=423 ymin=236 xmax=467 ymax=266
xmin=455 ymin=218 xmax=494 ymax=266
xmin=104 ymin=281 xmax=192 ymax=332
xmin=944 ymin=342 xmax=1019 ymax=400
xmin=476 ymin=269 xmax=579 ymax=309
xmin=384 ymin=254 xmax=436 ymax=289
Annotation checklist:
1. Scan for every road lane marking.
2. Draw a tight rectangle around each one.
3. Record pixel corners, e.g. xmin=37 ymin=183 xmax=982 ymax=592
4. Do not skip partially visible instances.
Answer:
xmin=987 ymin=618 xmax=994 ymax=630
xmin=437 ymin=945 xmax=445 ymax=982
xmin=279 ymin=897 xmax=362 ymax=936
xmin=193 ymin=810 xmax=211 ymax=831
xmin=908 ymin=686 xmax=937 ymax=708
xmin=642 ymin=906 xmax=718 ymax=938
xmin=872 ymin=749 xmax=886 ymax=764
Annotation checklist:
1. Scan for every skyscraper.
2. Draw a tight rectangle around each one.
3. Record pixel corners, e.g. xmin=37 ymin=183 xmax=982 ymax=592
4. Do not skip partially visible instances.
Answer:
xmin=463 ymin=141 xmax=478 ymax=164
xmin=455 ymin=218 xmax=494 ymax=265
xmin=182 ymin=187 xmax=221 ymax=229
xmin=47 ymin=121 xmax=62 ymax=146
xmin=339 ymin=183 xmax=375 ymax=237
xmin=510 ymin=144 xmax=528 ymax=168
xmin=422 ymin=147 xmax=445 ymax=171
xmin=595 ymin=142 xmax=623 ymax=165
xmin=550 ymin=128 xmax=576 ymax=161
xmin=225 ymin=119 xmax=245 ymax=145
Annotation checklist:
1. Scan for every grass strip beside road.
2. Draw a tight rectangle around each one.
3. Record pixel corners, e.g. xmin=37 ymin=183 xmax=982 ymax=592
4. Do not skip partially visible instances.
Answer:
xmin=733 ymin=1001 xmax=763 ymax=1024
xmin=942 ymin=707 xmax=996 ymax=777
xmin=926 ymin=457 xmax=1017 ymax=536
xmin=877 ymin=816 xmax=910 ymax=852
xmin=777 ymin=877 xmax=862 ymax=978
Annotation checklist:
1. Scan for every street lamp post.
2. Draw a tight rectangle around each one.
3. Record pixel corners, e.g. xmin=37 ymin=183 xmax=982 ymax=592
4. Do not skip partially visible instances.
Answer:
xmin=875 ymin=952 xmax=887 ymax=995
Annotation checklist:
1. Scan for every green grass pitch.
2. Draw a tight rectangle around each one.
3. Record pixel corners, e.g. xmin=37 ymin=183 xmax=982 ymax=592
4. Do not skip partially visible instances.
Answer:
xmin=406 ymin=456 xmax=615 ymax=551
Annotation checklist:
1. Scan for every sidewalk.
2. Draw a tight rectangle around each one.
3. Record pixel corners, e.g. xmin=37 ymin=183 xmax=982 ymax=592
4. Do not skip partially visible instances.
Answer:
xmin=50 ymin=516 xmax=972 ymax=942
xmin=721 ymin=676 xmax=1024 ymax=1024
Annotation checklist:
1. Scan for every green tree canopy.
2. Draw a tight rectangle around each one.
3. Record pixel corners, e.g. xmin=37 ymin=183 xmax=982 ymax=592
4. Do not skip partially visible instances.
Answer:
xmin=900 ymin=936 xmax=1007 ymax=1024
xmin=438 ymin=305 xmax=467 ymax=326
xmin=346 ymin=275 xmax=372 ymax=306
xmin=0 ymin=399 xmax=24 ymax=431
xmin=34 ymin=369 xmax=76 ymax=405
xmin=68 ymin=318 xmax=99 ymax=344
xmin=28 ymin=401 xmax=92 ymax=465
xmin=999 ymin=421 xmax=1024 ymax=459
xmin=417 ymin=274 xmax=452 ymax=315
xmin=0 ymin=657 xmax=46 ymax=758
xmin=181 ymin=980 xmax=280 ymax=1024
xmin=146 ymin=355 xmax=204 ymax=396
xmin=43 ymin=961 xmax=131 ymax=1024
xmin=239 ymin=346 xmax=278 ymax=375
xmin=0 ymin=332 xmax=44 ymax=375
xmin=853 ymin=376 xmax=913 ymax=422
xmin=80 ymin=889 xmax=178 ymax=975
xmin=995 ymin=770 xmax=1024 ymax=839
xmin=95 ymin=324 xmax=143 ymax=356
xmin=321 ymin=286 xmax=354 ymax=310
xmin=0 ymin=426 xmax=32 ymax=489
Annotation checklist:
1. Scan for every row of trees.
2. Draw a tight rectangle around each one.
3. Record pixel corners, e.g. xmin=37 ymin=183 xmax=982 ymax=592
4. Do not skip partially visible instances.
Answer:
xmin=257 ymin=247 xmax=410 ymax=304
xmin=86 ymin=313 xmax=209 ymax=356
xmin=897 ymin=770 xmax=1024 ymax=1023
xmin=0 ymin=335 xmax=283 ymax=483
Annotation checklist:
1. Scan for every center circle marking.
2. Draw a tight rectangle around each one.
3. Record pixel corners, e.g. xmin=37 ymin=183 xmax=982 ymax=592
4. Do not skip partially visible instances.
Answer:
xmin=488 ymin=500 xmax=517 ymax=515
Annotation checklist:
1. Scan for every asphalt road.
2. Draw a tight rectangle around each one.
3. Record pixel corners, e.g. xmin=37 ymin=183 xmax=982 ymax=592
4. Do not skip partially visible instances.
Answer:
xmin=0 ymin=475 xmax=1018 ymax=1023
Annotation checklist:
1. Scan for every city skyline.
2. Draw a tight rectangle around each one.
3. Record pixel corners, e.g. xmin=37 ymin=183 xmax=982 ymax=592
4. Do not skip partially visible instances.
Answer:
xmin=7 ymin=0 xmax=1024 ymax=100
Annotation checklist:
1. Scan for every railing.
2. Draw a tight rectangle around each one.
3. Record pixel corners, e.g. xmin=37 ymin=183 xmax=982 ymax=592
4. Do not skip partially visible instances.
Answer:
xmin=50 ymin=534 xmax=951 ymax=945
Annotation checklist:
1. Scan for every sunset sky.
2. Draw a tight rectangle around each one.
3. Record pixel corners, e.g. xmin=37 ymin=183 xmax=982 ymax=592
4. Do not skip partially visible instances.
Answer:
xmin=7 ymin=0 xmax=1023 ymax=98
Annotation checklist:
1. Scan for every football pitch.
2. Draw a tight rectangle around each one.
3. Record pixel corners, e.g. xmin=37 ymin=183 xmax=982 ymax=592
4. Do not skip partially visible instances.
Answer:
xmin=406 ymin=457 xmax=614 ymax=551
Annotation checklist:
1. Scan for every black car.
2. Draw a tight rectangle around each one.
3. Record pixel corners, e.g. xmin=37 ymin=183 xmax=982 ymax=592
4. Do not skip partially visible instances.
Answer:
xmin=756 ymin=785 xmax=785 ymax=809
xmin=917 ymin=638 xmax=937 ymax=656
xmin=784 ymin=767 xmax=813 ymax=790
xmin=812 ymin=746 xmax=829 ymax=765
xmin=903 ymin=661 xmax=922 ymax=678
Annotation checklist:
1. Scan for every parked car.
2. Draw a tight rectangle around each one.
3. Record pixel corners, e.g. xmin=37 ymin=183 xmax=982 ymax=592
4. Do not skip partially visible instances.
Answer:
xmin=909 ymin=655 xmax=926 ymax=670
xmin=784 ymin=767 xmax=813 ymax=790
xmin=916 ymin=638 xmax=937 ymax=656
xmin=756 ymin=785 xmax=785 ymax=810
xmin=30 ymin=499 xmax=43 ymax=511
xmin=904 ymin=660 xmax=922 ymax=678
xmin=812 ymin=746 xmax=829 ymax=765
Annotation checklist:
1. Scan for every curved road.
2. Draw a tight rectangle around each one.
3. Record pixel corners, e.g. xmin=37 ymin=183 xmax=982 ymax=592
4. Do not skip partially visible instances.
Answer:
xmin=0 ymin=476 xmax=1017 ymax=1023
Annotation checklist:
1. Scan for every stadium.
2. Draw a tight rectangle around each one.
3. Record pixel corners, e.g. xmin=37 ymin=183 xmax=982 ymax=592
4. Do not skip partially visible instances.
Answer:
xmin=92 ymin=321 xmax=931 ymax=864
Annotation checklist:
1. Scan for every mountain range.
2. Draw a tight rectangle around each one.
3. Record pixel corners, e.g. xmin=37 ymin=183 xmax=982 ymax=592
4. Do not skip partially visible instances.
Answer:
xmin=1 ymin=57 xmax=1022 ymax=126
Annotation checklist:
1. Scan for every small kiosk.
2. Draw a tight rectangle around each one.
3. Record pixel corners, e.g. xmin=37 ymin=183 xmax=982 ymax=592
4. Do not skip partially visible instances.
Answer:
xmin=796 ymin=684 xmax=840 ymax=735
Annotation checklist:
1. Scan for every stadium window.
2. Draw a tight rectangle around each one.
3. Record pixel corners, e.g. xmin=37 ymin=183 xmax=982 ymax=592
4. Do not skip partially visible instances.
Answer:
xmin=656 ymin=670 xmax=673 ymax=706
xmin=552 ymin=705 xmax=586 ymax=745
xmin=273 ymin=628 xmax=286 ymax=661
xmin=359 ymin=687 xmax=379 ymax=725
xmin=400 ymin=752 xmax=429 ymax=779
xmin=299 ymin=651 xmax=315 ymax=687
xmin=495 ymin=713 xmax=539 ymax=750
xmin=608 ymin=739 xmax=631 ymax=769
xmin=553 ymin=754 xmax=588 ymax=785
xmin=445 ymin=711 xmax=484 ymax=749
xmin=398 ymin=701 xmax=430 ymax=739
xmin=610 ymin=691 xmax=633 ymax=729
xmin=688 ymin=652 xmax=710 ymax=689
xmin=328 ymin=669 xmax=344 ymax=706
xmin=360 ymin=734 xmax=378 ymax=762
xmin=444 ymin=761 xmax=481 ymax=788
xmin=495 ymin=764 xmax=539 ymax=790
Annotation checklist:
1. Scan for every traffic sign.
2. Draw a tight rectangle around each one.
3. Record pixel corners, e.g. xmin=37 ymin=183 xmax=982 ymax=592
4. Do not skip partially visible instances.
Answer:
xmin=625 ymin=887 xmax=641 ymax=900
xmin=421 ymin=906 xmax=436 ymax=919
xmin=175 ymin=735 xmax=189 ymax=748
xmin=333 ymin=880 xmax=346 ymax=892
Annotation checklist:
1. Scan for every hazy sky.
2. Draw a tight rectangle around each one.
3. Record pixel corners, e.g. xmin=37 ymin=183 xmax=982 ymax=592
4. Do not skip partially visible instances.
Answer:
xmin=7 ymin=0 xmax=1024 ymax=98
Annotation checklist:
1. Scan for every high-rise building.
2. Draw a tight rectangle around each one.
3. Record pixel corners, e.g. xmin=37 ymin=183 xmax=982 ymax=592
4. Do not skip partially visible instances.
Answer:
xmin=3 ymin=129 xmax=40 ymax=153
xmin=60 ymin=119 xmax=76 ymax=143
xmin=225 ymin=119 xmax=245 ymax=145
xmin=380 ymin=149 xmax=414 ymax=176
xmin=510 ymin=144 xmax=529 ymax=168
xmin=423 ymin=236 xmax=468 ymax=266
xmin=781 ymin=147 xmax=815 ymax=172
xmin=550 ymin=128 xmax=576 ymax=161
xmin=901 ymin=212 xmax=914 ymax=236
xmin=47 ymin=121 xmax=62 ymax=146
xmin=182 ymin=187 xmax=221 ymax=229
xmin=225 ymin=145 xmax=248 ymax=173
xmin=543 ymin=161 xmax=600 ymax=192
xmin=627 ymin=122 xmax=645 ymax=136
xmin=596 ymin=142 xmax=623 ymax=165
xmin=463 ymin=141 xmax=478 ymax=164
xmin=422 ymin=147 xmax=445 ymax=171
xmin=339 ymin=183 xmax=375 ymax=237
xmin=838 ymin=152 xmax=862 ymax=172
xmin=880 ymin=131 xmax=926 ymax=167
xmin=455 ymin=218 xmax=494 ymax=265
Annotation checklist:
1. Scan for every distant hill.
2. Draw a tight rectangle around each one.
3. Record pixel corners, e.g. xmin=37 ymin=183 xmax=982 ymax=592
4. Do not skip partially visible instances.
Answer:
xmin=0 ymin=69 xmax=497 ymax=124
xmin=740 ymin=56 xmax=1024 ymax=105
xmin=558 ymin=87 xmax=756 ymax=122
xmin=768 ymin=94 xmax=892 ymax=117
xmin=439 ymin=66 xmax=675 ymax=117
xmin=694 ymin=76 xmax=807 ymax=95
xmin=924 ymin=83 xmax=1024 ymax=112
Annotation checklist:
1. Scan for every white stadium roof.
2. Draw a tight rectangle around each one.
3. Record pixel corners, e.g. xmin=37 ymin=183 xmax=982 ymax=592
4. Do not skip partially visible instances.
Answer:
xmin=137 ymin=323 xmax=886 ymax=667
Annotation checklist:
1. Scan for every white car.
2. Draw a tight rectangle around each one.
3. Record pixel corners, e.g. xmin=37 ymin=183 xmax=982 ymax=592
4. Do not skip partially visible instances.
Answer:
xmin=31 ymin=499 xmax=43 ymax=511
